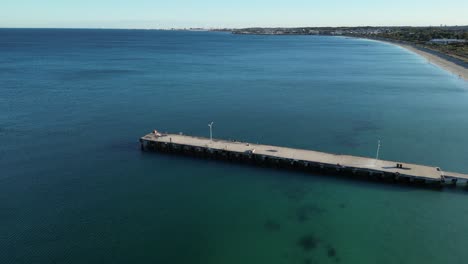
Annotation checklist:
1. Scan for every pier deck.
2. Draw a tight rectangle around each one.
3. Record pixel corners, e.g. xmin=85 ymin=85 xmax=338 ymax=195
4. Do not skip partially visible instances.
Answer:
xmin=140 ymin=132 xmax=468 ymax=185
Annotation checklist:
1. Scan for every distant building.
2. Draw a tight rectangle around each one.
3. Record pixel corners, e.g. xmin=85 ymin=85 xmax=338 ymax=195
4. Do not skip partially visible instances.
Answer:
xmin=428 ymin=39 xmax=466 ymax=44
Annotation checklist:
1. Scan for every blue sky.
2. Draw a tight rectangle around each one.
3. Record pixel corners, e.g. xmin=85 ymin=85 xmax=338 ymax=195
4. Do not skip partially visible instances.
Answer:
xmin=1 ymin=0 xmax=467 ymax=28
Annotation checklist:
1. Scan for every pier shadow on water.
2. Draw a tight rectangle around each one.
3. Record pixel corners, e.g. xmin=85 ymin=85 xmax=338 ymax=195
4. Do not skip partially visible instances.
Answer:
xmin=141 ymin=146 xmax=451 ymax=193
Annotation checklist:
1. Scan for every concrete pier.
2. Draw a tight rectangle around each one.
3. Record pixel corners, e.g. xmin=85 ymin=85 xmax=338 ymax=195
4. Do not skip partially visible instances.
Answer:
xmin=140 ymin=132 xmax=468 ymax=187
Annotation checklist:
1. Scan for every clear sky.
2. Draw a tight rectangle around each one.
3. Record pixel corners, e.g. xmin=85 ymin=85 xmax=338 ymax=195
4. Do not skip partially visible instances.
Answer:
xmin=1 ymin=0 xmax=467 ymax=29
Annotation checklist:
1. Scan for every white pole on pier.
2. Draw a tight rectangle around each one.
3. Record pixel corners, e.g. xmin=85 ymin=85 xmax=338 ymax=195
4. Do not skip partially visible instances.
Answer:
xmin=375 ymin=140 xmax=381 ymax=160
xmin=208 ymin=122 xmax=214 ymax=141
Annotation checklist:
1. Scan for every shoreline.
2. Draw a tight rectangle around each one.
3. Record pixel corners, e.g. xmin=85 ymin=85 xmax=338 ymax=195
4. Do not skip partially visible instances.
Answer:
xmin=231 ymin=31 xmax=468 ymax=81
xmin=365 ymin=38 xmax=468 ymax=81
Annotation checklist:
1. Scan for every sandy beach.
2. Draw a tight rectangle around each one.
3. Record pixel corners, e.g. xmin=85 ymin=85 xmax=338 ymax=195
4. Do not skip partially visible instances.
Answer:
xmin=386 ymin=41 xmax=468 ymax=81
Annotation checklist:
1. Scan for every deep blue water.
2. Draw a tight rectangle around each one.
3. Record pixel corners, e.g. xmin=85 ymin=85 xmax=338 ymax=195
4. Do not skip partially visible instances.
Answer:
xmin=1 ymin=29 xmax=468 ymax=264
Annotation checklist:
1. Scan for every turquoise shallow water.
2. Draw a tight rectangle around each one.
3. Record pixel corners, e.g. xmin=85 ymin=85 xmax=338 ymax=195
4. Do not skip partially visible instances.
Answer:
xmin=1 ymin=29 xmax=468 ymax=264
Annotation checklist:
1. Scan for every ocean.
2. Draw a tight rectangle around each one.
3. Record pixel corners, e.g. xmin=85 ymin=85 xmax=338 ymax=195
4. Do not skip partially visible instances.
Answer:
xmin=1 ymin=29 xmax=468 ymax=264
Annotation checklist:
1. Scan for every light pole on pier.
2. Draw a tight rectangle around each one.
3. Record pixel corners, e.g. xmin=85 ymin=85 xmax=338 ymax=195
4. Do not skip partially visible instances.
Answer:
xmin=375 ymin=140 xmax=381 ymax=160
xmin=208 ymin=122 xmax=214 ymax=141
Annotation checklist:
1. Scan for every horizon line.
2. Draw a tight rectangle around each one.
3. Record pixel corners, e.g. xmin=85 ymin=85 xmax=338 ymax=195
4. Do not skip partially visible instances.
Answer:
xmin=1 ymin=24 xmax=468 ymax=30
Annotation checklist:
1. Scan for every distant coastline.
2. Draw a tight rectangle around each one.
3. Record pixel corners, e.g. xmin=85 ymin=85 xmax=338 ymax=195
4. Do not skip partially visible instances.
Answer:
xmin=355 ymin=37 xmax=468 ymax=81
xmin=228 ymin=27 xmax=468 ymax=81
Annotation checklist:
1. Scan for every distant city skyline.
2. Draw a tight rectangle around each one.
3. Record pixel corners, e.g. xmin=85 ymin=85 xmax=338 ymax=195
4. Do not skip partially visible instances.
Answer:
xmin=1 ymin=0 xmax=467 ymax=29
